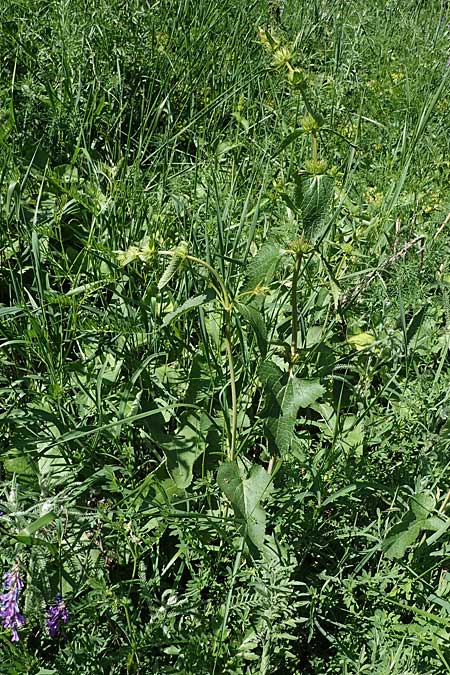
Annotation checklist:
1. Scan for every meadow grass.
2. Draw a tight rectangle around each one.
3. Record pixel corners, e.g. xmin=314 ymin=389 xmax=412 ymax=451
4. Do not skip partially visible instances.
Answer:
xmin=1 ymin=0 xmax=450 ymax=673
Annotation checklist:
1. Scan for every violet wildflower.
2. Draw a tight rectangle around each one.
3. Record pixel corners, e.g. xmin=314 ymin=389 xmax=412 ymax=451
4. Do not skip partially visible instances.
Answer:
xmin=0 ymin=562 xmax=25 ymax=642
xmin=46 ymin=594 xmax=69 ymax=637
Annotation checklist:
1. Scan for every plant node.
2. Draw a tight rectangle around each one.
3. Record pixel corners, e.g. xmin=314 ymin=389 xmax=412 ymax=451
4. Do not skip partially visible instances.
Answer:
xmin=301 ymin=113 xmax=324 ymax=133
xmin=304 ymin=158 xmax=329 ymax=175
xmin=287 ymin=234 xmax=312 ymax=255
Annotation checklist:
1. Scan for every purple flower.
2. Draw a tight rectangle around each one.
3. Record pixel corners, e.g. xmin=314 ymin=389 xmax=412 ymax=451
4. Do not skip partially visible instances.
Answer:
xmin=46 ymin=594 xmax=69 ymax=637
xmin=0 ymin=562 xmax=25 ymax=642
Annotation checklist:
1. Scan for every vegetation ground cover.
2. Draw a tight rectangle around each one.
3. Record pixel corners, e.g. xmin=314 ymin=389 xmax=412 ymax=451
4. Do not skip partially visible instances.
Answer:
xmin=1 ymin=0 xmax=450 ymax=672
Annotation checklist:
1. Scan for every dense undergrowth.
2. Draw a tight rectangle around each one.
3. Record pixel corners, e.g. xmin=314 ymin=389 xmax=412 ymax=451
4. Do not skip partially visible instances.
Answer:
xmin=1 ymin=0 xmax=450 ymax=673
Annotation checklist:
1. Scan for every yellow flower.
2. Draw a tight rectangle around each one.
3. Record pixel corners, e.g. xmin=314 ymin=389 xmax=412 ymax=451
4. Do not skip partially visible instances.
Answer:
xmin=390 ymin=71 xmax=404 ymax=84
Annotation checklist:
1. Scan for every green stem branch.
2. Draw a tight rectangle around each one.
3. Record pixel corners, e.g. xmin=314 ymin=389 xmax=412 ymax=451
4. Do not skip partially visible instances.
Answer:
xmin=311 ymin=129 xmax=318 ymax=162
xmin=290 ymin=253 xmax=302 ymax=369
xmin=225 ymin=312 xmax=237 ymax=461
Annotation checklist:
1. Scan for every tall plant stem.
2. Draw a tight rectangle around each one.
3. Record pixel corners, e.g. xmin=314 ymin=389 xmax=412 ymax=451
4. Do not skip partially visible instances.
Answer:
xmin=290 ymin=252 xmax=302 ymax=370
xmin=297 ymin=79 xmax=321 ymax=124
xmin=311 ymin=129 xmax=318 ymax=162
xmin=225 ymin=311 xmax=237 ymax=461
xmin=185 ymin=254 xmax=237 ymax=460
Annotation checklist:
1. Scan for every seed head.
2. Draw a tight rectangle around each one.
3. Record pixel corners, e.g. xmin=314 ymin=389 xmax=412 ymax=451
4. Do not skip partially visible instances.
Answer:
xmin=287 ymin=234 xmax=312 ymax=255
xmin=272 ymin=46 xmax=292 ymax=68
xmin=301 ymin=113 xmax=324 ymax=133
xmin=304 ymin=158 xmax=329 ymax=176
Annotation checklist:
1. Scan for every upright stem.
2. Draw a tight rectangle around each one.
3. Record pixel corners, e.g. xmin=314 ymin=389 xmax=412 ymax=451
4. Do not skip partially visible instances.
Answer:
xmin=290 ymin=252 xmax=302 ymax=369
xmin=185 ymin=254 xmax=237 ymax=460
xmin=225 ymin=311 xmax=237 ymax=461
xmin=298 ymin=81 xmax=316 ymax=118
xmin=311 ymin=129 xmax=318 ymax=162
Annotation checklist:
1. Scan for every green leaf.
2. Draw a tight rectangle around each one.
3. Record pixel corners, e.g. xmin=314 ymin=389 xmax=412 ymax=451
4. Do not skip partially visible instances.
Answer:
xmin=218 ymin=460 xmax=272 ymax=553
xmin=38 ymin=446 xmax=73 ymax=488
xmin=410 ymin=491 xmax=435 ymax=519
xmin=14 ymin=535 xmax=57 ymax=555
xmin=383 ymin=520 xmax=422 ymax=559
xmin=294 ymin=173 xmax=334 ymax=239
xmin=347 ymin=332 xmax=375 ymax=350
xmin=184 ymin=354 xmax=212 ymax=405
xmin=422 ymin=515 xmax=446 ymax=532
xmin=338 ymin=416 xmax=364 ymax=456
xmin=18 ymin=511 xmax=57 ymax=537
xmin=259 ymin=362 xmax=325 ymax=454
xmin=241 ymin=243 xmax=282 ymax=293
xmin=406 ymin=305 xmax=427 ymax=344
xmin=274 ymin=128 xmax=305 ymax=156
xmin=234 ymin=301 xmax=267 ymax=357
xmin=0 ymin=306 xmax=23 ymax=317
xmin=383 ymin=492 xmax=439 ymax=559
xmin=426 ymin=517 xmax=450 ymax=545
xmin=3 ymin=453 xmax=34 ymax=476
xmin=162 ymin=290 xmax=214 ymax=326
xmin=163 ymin=413 xmax=210 ymax=489
xmin=322 ymin=484 xmax=357 ymax=507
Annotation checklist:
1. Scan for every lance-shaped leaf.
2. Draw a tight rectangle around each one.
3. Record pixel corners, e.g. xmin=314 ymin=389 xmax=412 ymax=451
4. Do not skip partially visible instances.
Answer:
xmin=18 ymin=511 xmax=57 ymax=537
xmin=294 ymin=173 xmax=334 ymax=240
xmin=234 ymin=300 xmax=267 ymax=357
xmin=163 ymin=290 xmax=215 ymax=326
xmin=259 ymin=361 xmax=325 ymax=454
xmin=218 ymin=460 xmax=272 ymax=553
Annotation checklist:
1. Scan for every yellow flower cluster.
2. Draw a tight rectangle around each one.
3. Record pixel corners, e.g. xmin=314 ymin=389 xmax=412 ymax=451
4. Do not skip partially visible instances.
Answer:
xmin=364 ymin=187 xmax=383 ymax=207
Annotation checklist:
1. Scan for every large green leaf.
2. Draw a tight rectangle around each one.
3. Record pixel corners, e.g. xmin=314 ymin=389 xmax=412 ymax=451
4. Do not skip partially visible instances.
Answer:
xmin=234 ymin=301 xmax=267 ymax=357
xmin=383 ymin=520 xmax=422 ymax=560
xmin=241 ymin=243 xmax=282 ymax=293
xmin=38 ymin=446 xmax=74 ymax=488
xmin=294 ymin=173 xmax=334 ymax=239
xmin=13 ymin=512 xmax=58 ymax=554
xmin=259 ymin=362 xmax=325 ymax=454
xmin=218 ymin=460 xmax=272 ymax=553
xmin=162 ymin=412 xmax=211 ymax=489
xmin=184 ymin=354 xmax=212 ymax=405
xmin=383 ymin=491 xmax=444 ymax=559
xmin=3 ymin=453 xmax=34 ymax=476
xmin=410 ymin=491 xmax=435 ymax=519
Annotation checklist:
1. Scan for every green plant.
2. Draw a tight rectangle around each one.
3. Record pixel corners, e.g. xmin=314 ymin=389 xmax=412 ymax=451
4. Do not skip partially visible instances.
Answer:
xmin=2 ymin=1 xmax=450 ymax=673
